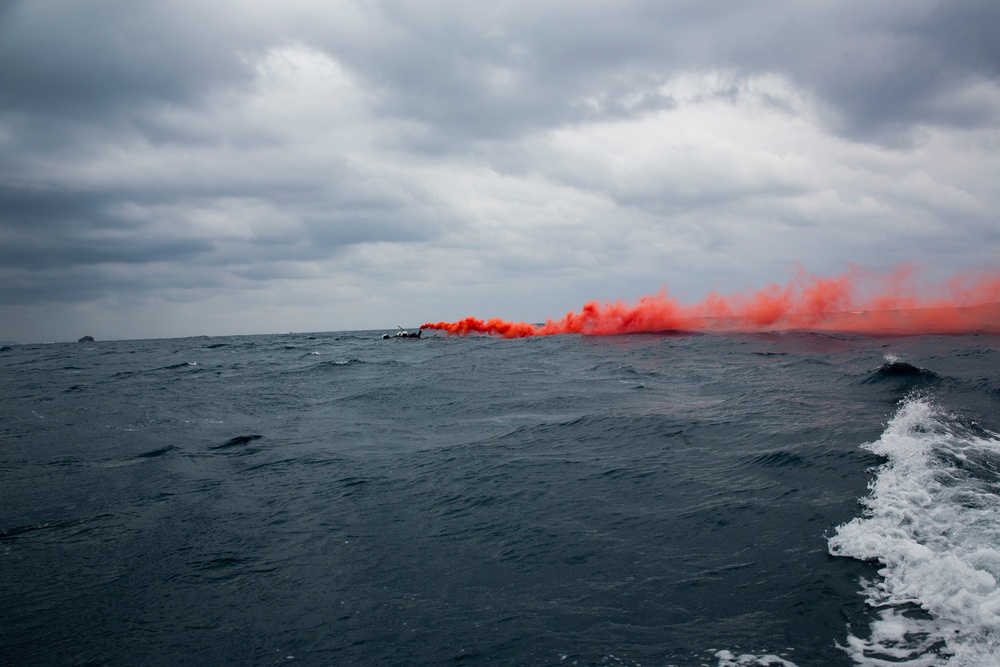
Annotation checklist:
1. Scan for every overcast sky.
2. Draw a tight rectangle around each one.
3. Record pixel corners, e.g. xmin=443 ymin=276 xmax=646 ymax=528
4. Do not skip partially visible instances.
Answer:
xmin=2 ymin=0 xmax=998 ymax=342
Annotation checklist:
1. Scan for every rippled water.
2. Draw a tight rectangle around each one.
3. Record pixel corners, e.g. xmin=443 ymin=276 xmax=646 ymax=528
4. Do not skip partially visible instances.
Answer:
xmin=2 ymin=331 xmax=998 ymax=665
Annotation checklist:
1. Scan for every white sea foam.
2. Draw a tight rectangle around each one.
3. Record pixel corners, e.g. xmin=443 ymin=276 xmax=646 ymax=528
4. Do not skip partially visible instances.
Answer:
xmin=829 ymin=396 xmax=1000 ymax=665
xmin=715 ymin=649 xmax=799 ymax=666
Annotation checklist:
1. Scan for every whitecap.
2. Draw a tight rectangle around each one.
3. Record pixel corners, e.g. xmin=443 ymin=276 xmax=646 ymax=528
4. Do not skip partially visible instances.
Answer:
xmin=715 ymin=649 xmax=799 ymax=666
xmin=829 ymin=396 xmax=1000 ymax=665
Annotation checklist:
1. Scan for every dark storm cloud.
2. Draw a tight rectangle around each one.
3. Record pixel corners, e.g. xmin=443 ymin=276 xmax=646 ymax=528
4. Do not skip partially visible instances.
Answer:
xmin=3 ymin=1 xmax=995 ymax=158
xmin=0 ymin=228 xmax=211 ymax=271
xmin=5 ymin=1 xmax=998 ymax=147
xmin=0 ymin=183 xmax=109 ymax=230
xmin=281 ymin=1 xmax=1000 ymax=146
xmin=0 ymin=181 xmax=201 ymax=264
xmin=0 ymin=1 xmax=254 ymax=118
xmin=295 ymin=2 xmax=731 ymax=146
xmin=0 ymin=168 xmax=448 ymax=308
xmin=743 ymin=2 xmax=1000 ymax=144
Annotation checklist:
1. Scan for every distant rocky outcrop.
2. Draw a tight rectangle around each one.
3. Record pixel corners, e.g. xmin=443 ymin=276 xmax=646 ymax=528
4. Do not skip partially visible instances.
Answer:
xmin=78 ymin=335 xmax=95 ymax=343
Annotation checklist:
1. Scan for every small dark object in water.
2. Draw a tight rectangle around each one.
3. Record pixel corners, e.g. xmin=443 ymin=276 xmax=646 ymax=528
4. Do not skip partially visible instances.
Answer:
xmin=78 ymin=335 xmax=95 ymax=343
xmin=213 ymin=434 xmax=263 ymax=449
xmin=383 ymin=327 xmax=423 ymax=339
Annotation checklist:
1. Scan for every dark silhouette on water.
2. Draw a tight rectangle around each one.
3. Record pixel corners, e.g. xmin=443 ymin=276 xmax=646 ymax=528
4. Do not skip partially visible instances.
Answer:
xmin=383 ymin=327 xmax=423 ymax=339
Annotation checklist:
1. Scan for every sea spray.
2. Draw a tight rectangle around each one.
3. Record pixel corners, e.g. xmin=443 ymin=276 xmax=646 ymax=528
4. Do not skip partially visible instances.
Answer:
xmin=829 ymin=396 xmax=1000 ymax=665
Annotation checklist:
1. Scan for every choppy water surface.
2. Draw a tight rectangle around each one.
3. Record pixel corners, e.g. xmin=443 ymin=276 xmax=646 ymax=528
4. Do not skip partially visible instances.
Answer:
xmin=2 ymin=331 xmax=999 ymax=666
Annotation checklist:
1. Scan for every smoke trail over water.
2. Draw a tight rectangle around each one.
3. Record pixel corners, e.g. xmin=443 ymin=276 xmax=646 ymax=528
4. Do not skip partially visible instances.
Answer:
xmin=421 ymin=268 xmax=1000 ymax=337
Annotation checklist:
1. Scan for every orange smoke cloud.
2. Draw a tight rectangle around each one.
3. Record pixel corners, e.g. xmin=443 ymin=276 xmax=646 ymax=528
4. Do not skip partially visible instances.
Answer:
xmin=421 ymin=267 xmax=1000 ymax=337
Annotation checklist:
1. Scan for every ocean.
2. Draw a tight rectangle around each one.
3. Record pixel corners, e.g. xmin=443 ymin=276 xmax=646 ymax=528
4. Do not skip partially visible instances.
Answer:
xmin=2 ymin=330 xmax=999 ymax=666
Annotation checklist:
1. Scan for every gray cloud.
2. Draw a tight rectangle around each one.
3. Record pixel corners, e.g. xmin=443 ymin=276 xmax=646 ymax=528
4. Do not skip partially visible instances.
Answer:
xmin=1 ymin=0 xmax=998 ymax=341
xmin=0 ymin=1 xmax=253 ymax=116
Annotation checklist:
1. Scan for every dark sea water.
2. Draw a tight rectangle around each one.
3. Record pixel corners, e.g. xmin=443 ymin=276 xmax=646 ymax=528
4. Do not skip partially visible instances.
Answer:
xmin=2 ymin=331 xmax=999 ymax=666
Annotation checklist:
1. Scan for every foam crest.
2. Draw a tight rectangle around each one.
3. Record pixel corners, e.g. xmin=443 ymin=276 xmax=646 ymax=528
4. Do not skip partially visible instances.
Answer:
xmin=829 ymin=397 xmax=1000 ymax=665
xmin=715 ymin=649 xmax=800 ymax=666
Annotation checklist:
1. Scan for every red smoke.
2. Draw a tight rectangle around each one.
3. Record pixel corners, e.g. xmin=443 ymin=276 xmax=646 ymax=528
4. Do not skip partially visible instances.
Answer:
xmin=421 ymin=267 xmax=1000 ymax=337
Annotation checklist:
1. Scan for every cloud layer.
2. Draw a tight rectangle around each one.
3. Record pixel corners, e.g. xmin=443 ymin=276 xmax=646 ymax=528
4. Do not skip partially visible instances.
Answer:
xmin=1 ymin=0 xmax=998 ymax=341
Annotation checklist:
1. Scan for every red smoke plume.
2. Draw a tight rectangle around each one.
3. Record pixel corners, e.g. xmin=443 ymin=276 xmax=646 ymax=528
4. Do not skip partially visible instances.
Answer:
xmin=421 ymin=267 xmax=1000 ymax=337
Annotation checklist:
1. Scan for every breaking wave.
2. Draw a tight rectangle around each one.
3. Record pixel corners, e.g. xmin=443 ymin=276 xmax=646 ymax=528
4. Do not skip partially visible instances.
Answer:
xmin=829 ymin=396 xmax=1000 ymax=665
